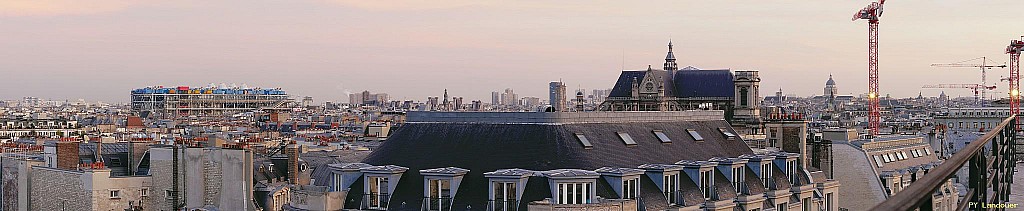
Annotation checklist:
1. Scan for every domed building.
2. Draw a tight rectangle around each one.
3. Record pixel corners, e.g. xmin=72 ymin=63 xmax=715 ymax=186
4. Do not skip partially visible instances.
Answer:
xmin=824 ymin=75 xmax=839 ymax=112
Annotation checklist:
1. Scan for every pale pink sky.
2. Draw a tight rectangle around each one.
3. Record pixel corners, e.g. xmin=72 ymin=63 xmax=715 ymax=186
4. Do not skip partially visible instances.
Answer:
xmin=1 ymin=0 xmax=1022 ymax=103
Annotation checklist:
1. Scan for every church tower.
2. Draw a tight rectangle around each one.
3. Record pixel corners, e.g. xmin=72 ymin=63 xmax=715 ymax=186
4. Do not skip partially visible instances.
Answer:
xmin=663 ymin=40 xmax=678 ymax=71
xmin=733 ymin=70 xmax=762 ymax=134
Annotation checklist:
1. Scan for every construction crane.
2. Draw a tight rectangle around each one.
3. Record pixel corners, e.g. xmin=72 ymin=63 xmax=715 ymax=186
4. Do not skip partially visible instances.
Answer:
xmin=930 ymin=57 xmax=1006 ymax=101
xmin=921 ymin=84 xmax=997 ymax=104
xmin=852 ymin=0 xmax=886 ymax=136
xmin=1006 ymin=36 xmax=1024 ymax=128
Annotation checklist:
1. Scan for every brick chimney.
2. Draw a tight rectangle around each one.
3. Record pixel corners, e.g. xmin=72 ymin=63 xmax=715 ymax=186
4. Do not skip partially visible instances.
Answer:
xmin=287 ymin=141 xmax=299 ymax=184
xmin=56 ymin=141 xmax=80 ymax=170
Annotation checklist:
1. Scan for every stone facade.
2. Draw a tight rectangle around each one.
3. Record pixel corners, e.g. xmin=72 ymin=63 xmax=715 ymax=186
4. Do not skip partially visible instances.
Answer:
xmin=149 ymin=147 xmax=256 ymax=211
xmin=1 ymin=155 xmax=44 ymax=211
xmin=29 ymin=167 xmax=90 ymax=211
xmin=30 ymin=167 xmax=150 ymax=211
xmin=527 ymin=198 xmax=638 ymax=211
xmin=284 ymin=185 xmax=346 ymax=211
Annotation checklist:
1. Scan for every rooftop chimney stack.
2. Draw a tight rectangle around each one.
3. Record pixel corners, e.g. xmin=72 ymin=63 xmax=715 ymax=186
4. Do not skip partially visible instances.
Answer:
xmin=287 ymin=141 xmax=300 ymax=184
xmin=56 ymin=141 xmax=80 ymax=170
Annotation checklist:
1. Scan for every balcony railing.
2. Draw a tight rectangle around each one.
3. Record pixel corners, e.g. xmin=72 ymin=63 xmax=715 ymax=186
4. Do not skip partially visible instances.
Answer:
xmin=423 ymin=196 xmax=453 ymax=211
xmin=488 ymin=199 xmax=519 ymax=211
xmin=871 ymin=116 xmax=1017 ymax=211
xmin=363 ymin=193 xmax=391 ymax=210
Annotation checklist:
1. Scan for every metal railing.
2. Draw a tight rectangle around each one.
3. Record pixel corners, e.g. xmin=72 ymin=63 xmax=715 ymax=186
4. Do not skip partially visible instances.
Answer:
xmin=423 ymin=196 xmax=453 ymax=211
xmin=871 ymin=116 xmax=1017 ymax=211
xmin=363 ymin=193 xmax=391 ymax=210
xmin=488 ymin=199 xmax=519 ymax=211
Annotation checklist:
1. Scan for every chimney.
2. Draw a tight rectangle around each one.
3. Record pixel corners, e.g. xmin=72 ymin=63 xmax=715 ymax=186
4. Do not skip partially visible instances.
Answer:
xmin=287 ymin=141 xmax=299 ymax=184
xmin=95 ymin=142 xmax=102 ymax=164
xmin=56 ymin=141 xmax=80 ymax=170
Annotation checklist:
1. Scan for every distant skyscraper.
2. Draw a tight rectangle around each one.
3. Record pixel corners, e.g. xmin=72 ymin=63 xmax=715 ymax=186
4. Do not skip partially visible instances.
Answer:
xmin=348 ymin=93 xmax=361 ymax=105
xmin=521 ymin=97 xmax=541 ymax=108
xmin=491 ymin=91 xmax=500 ymax=105
xmin=427 ymin=97 xmax=439 ymax=110
xmin=499 ymin=88 xmax=518 ymax=106
xmin=443 ymin=89 xmax=450 ymax=106
xmin=471 ymin=100 xmax=482 ymax=111
xmin=549 ymin=81 xmax=566 ymax=111
xmin=453 ymin=97 xmax=463 ymax=111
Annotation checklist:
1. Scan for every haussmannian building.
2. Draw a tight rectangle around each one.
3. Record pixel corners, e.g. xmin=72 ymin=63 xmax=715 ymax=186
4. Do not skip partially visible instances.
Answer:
xmin=288 ymin=111 xmax=839 ymax=211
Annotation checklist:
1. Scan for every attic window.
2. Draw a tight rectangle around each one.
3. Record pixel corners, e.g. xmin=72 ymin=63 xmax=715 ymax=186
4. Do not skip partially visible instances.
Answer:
xmin=617 ymin=132 xmax=637 ymax=146
xmin=718 ymin=128 xmax=737 ymax=139
xmin=574 ymin=133 xmax=593 ymax=148
xmin=652 ymin=130 xmax=671 ymax=143
xmin=687 ymin=129 xmax=704 ymax=141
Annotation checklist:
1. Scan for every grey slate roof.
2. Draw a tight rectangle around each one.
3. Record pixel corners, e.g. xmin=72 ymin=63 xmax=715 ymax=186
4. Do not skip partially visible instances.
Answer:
xmin=484 ymin=168 xmax=534 ymax=177
xmin=360 ymin=119 xmax=753 ymax=211
xmin=594 ymin=167 xmax=645 ymax=176
xmin=420 ymin=167 xmax=470 ymax=175
xmin=538 ymin=169 xmax=600 ymax=178
xmin=673 ymin=69 xmax=735 ymax=98
xmin=831 ymin=143 xmax=887 ymax=210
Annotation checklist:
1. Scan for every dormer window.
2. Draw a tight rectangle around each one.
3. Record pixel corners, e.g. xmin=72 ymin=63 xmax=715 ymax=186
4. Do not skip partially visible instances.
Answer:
xmin=367 ymin=176 xmax=389 ymax=210
xmin=623 ymin=177 xmax=640 ymax=199
xmin=761 ymin=163 xmax=772 ymax=188
xmin=731 ymin=166 xmax=744 ymax=192
xmin=420 ymin=167 xmax=468 ymax=211
xmin=427 ymin=179 xmax=452 ymax=210
xmin=557 ymin=182 xmax=592 ymax=204
xmin=687 ymin=129 xmax=704 ymax=141
xmin=699 ymin=169 xmax=714 ymax=199
xmin=485 ymin=169 xmax=532 ymax=211
xmin=664 ymin=173 xmax=679 ymax=204
xmin=786 ymin=160 xmax=797 ymax=184
xmin=494 ymin=182 xmax=517 ymax=211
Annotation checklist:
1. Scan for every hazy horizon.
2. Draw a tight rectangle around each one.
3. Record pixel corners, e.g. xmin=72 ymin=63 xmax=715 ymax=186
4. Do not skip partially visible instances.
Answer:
xmin=3 ymin=1 xmax=1023 ymax=103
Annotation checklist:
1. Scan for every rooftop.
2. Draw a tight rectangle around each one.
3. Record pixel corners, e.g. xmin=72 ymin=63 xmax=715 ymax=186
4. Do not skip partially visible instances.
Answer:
xmin=405 ymin=110 xmax=723 ymax=124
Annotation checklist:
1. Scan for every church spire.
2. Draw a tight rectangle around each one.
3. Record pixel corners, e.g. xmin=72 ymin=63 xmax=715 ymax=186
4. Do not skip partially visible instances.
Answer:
xmin=663 ymin=40 xmax=678 ymax=71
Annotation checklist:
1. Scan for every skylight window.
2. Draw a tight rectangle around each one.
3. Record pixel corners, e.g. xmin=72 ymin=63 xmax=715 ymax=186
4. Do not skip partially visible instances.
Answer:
xmin=687 ymin=129 xmax=704 ymax=141
xmin=653 ymin=130 xmax=671 ymax=143
xmin=873 ymin=156 xmax=883 ymax=168
xmin=718 ymin=128 xmax=737 ymax=139
xmin=574 ymin=133 xmax=593 ymax=148
xmin=617 ymin=132 xmax=637 ymax=146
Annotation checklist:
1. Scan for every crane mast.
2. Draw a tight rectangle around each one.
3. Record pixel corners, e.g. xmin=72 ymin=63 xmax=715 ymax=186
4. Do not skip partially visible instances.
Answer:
xmin=930 ymin=57 xmax=1006 ymax=103
xmin=853 ymin=0 xmax=885 ymax=136
xmin=1007 ymin=37 xmax=1024 ymax=129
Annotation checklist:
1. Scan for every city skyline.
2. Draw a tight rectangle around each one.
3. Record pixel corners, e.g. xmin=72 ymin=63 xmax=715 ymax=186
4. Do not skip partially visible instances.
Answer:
xmin=2 ymin=1 xmax=1023 ymax=102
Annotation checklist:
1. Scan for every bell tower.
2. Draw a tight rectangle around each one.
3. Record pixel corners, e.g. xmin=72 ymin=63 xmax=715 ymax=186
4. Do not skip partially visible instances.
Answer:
xmin=733 ymin=70 xmax=762 ymax=134
xmin=663 ymin=40 xmax=678 ymax=71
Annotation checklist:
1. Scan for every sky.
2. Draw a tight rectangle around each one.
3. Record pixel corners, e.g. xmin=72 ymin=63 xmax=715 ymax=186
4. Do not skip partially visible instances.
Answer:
xmin=1 ymin=0 xmax=1023 ymax=103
